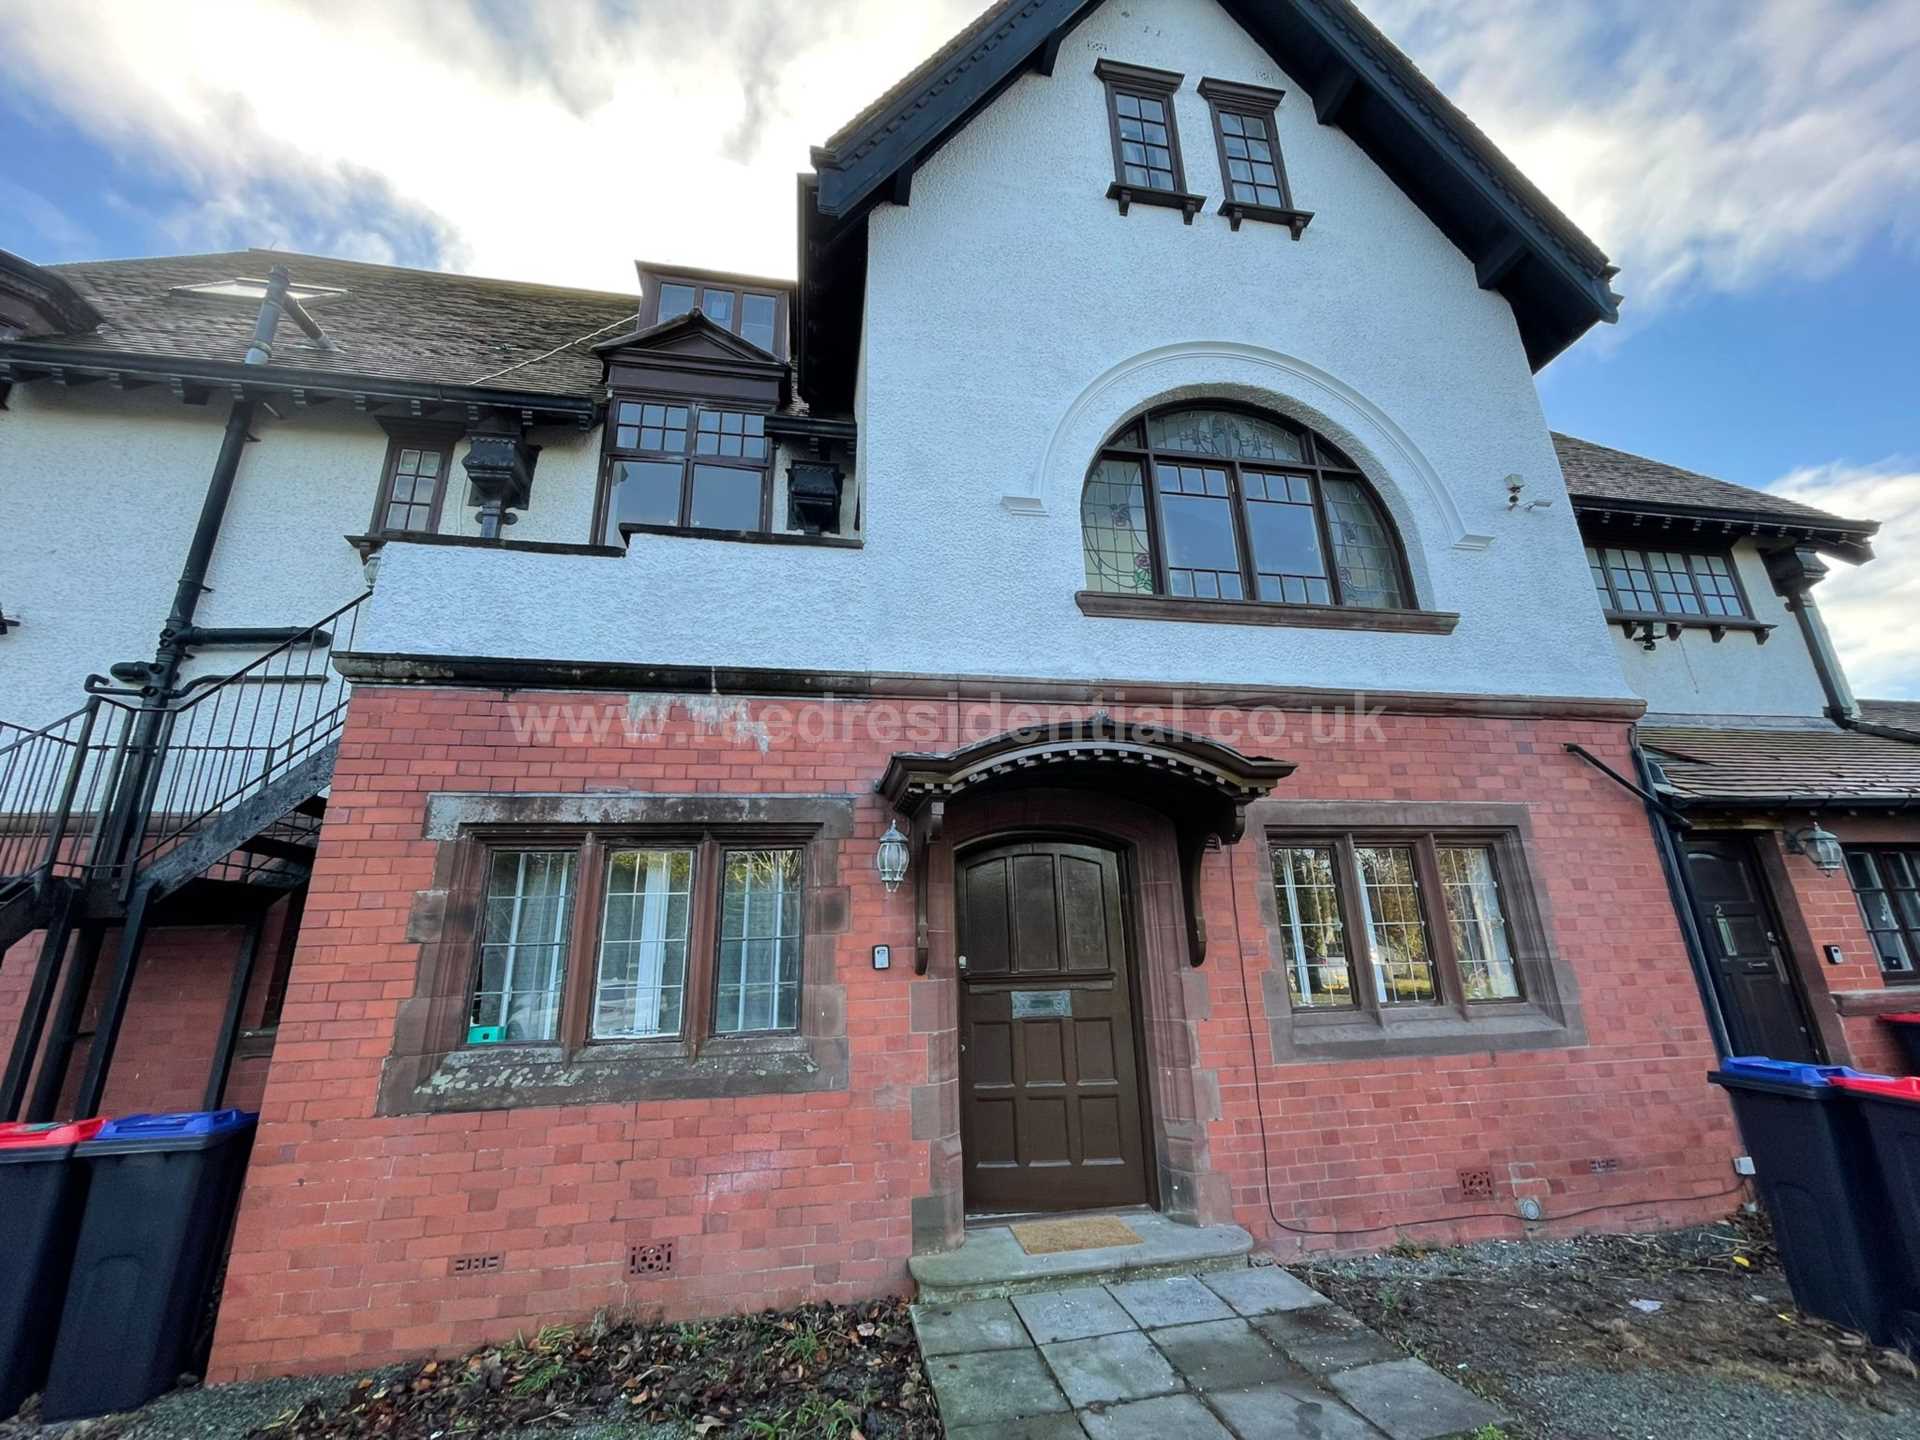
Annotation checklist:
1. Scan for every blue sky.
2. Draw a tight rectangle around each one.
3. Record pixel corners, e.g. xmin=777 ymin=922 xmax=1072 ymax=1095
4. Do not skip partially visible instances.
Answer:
xmin=2 ymin=0 xmax=1915 ymax=694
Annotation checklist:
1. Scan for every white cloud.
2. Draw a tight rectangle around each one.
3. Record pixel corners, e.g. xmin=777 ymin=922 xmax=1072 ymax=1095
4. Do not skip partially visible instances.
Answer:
xmin=1360 ymin=0 xmax=1920 ymax=324
xmin=0 ymin=0 xmax=984 ymax=289
xmin=1770 ymin=459 xmax=1920 ymax=700
xmin=5 ymin=0 xmax=1915 ymax=311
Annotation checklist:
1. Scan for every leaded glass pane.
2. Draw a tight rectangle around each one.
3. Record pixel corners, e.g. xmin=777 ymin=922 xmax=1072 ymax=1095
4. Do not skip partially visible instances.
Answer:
xmin=1081 ymin=457 xmax=1153 ymax=593
xmin=1355 ymin=845 xmax=1436 ymax=1004
xmin=1113 ymin=89 xmax=1176 ymax=190
xmin=382 ymin=445 xmax=444 ymax=533
xmin=594 ymin=848 xmax=693 ymax=1039
xmin=716 ymin=849 xmax=803 ymax=1033
xmin=1147 ymin=409 xmax=1305 ymax=463
xmin=1848 ymin=849 xmax=1920 ymax=977
xmin=695 ymin=409 xmax=769 ymax=460
xmin=1271 ymin=845 xmax=1354 ymax=1007
xmin=1157 ymin=463 xmax=1243 ymax=599
xmin=1438 ymin=846 xmax=1521 ymax=999
xmin=1242 ymin=471 xmax=1330 ymax=604
xmin=471 ymin=850 xmax=575 ymax=1041
xmin=1323 ymin=478 xmax=1407 ymax=608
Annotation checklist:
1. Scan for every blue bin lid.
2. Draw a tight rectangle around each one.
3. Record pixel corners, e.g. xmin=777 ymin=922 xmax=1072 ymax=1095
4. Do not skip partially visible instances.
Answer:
xmin=1717 ymin=1056 xmax=1889 ymax=1089
xmin=92 ymin=1109 xmax=256 ymax=1144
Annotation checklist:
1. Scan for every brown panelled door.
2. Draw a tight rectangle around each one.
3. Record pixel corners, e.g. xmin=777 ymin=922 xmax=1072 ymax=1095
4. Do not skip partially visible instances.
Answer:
xmin=1682 ymin=837 xmax=1818 ymax=1062
xmin=956 ymin=840 xmax=1149 ymax=1213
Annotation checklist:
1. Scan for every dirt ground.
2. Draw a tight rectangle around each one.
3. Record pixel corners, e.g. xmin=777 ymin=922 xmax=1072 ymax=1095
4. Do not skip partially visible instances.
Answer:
xmin=1294 ymin=1214 xmax=1920 ymax=1440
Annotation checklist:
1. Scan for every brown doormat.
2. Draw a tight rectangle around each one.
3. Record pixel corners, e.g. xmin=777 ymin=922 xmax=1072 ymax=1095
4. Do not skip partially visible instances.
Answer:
xmin=1011 ymin=1216 xmax=1144 ymax=1255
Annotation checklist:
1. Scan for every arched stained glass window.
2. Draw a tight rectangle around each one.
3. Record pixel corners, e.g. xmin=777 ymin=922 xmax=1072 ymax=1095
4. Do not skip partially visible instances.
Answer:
xmin=1080 ymin=405 xmax=1411 ymax=609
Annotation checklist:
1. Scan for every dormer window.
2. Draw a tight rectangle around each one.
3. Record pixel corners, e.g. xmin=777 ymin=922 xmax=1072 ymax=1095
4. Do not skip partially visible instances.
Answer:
xmin=1095 ymin=60 xmax=1203 ymax=223
xmin=639 ymin=265 xmax=788 ymax=358
xmin=1586 ymin=546 xmax=1751 ymax=620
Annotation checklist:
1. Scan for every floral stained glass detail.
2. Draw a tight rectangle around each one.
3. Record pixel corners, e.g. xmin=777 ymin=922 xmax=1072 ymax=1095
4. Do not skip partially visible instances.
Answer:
xmin=1082 ymin=458 xmax=1153 ymax=593
xmin=1323 ymin=478 xmax=1407 ymax=609
xmin=1146 ymin=409 xmax=1304 ymax=463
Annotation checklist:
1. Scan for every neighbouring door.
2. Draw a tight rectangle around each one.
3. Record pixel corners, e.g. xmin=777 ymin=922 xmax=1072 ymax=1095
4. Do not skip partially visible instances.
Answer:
xmin=1682 ymin=837 xmax=1819 ymax=1062
xmin=956 ymin=840 xmax=1149 ymax=1214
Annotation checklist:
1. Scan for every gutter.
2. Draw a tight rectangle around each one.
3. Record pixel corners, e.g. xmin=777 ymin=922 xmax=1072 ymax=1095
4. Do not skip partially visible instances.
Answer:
xmin=0 ymin=341 xmax=599 ymax=428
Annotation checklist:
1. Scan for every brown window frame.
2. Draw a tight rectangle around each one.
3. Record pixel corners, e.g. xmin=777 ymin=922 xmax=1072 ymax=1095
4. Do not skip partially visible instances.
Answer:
xmin=370 ymin=427 xmax=456 ymax=536
xmin=600 ymin=395 xmax=774 ymax=542
xmin=459 ymin=825 xmax=812 ymax=1060
xmin=1269 ymin=830 xmax=1529 ymax=1016
xmin=640 ymin=267 xmax=788 ymax=359
xmin=1198 ymin=78 xmax=1312 ymax=237
xmin=1844 ymin=846 xmax=1920 ymax=984
xmin=1095 ymin=59 xmax=1204 ymax=223
xmin=1082 ymin=402 xmax=1417 ymax=610
xmin=1586 ymin=543 xmax=1754 ymax=622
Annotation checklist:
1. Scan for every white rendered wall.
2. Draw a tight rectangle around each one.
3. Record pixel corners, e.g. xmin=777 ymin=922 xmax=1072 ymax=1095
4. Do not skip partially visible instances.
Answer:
xmin=1605 ymin=539 xmax=1832 ymax=718
xmin=364 ymin=0 xmax=1633 ymax=704
xmin=0 ymin=384 xmax=594 ymax=728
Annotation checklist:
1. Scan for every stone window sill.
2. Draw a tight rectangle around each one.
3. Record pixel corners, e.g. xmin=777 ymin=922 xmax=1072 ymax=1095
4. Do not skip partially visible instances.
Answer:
xmin=1604 ymin=610 xmax=1774 ymax=645
xmin=1283 ymin=1002 xmax=1574 ymax=1060
xmin=387 ymin=1032 xmax=845 ymax=1114
xmin=1076 ymin=590 xmax=1459 ymax=634
xmin=1106 ymin=182 xmax=1206 ymax=223
xmin=1831 ymin=987 xmax=1920 ymax=1018
xmin=1219 ymin=201 xmax=1314 ymax=237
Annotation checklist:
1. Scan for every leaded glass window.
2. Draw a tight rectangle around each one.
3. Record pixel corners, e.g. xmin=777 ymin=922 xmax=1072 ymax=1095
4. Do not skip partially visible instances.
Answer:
xmin=1079 ymin=405 xmax=1411 ymax=610
xmin=1355 ymin=846 xmax=1437 ymax=1005
xmin=1846 ymin=849 xmax=1920 ymax=982
xmin=379 ymin=443 xmax=447 ymax=533
xmin=472 ymin=850 xmax=576 ymax=1041
xmin=1218 ymin=110 xmax=1284 ymax=206
xmin=1271 ymin=845 xmax=1354 ymax=1007
xmin=716 ymin=849 xmax=804 ymax=1033
xmin=594 ymin=848 xmax=694 ymax=1038
xmin=1438 ymin=846 xmax=1521 ymax=999
xmin=1113 ymin=91 xmax=1176 ymax=190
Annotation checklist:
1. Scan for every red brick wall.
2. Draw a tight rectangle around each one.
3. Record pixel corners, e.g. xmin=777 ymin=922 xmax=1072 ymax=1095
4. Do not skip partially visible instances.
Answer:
xmin=0 ymin=905 xmax=289 ymax=1117
xmin=207 ymin=687 xmax=1740 ymax=1382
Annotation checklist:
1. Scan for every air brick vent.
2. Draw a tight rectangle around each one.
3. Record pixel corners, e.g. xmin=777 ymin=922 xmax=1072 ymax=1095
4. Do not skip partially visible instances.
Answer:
xmin=1589 ymin=1156 xmax=1621 ymax=1175
xmin=451 ymin=1252 xmax=504 ymax=1276
xmin=627 ymin=1241 xmax=675 ymax=1278
xmin=1457 ymin=1168 xmax=1495 ymax=1200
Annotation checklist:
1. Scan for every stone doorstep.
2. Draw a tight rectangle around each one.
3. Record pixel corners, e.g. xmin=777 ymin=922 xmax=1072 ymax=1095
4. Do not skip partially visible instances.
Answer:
xmin=908 ymin=1213 xmax=1255 ymax=1303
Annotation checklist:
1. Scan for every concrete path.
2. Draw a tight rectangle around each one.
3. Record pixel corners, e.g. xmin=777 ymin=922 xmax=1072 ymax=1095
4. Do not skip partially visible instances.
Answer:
xmin=913 ymin=1265 xmax=1508 ymax=1440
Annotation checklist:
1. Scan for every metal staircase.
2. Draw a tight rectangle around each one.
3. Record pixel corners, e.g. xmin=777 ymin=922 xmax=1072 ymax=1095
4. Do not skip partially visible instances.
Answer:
xmin=0 ymin=591 xmax=368 ymax=1119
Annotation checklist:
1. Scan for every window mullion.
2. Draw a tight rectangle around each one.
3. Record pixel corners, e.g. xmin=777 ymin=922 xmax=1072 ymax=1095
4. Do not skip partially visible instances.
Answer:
xmin=1141 ymin=455 xmax=1172 ymax=595
xmin=688 ymin=837 xmax=720 ymax=1045
xmin=561 ymin=835 xmax=603 ymax=1051
xmin=1307 ymin=467 xmax=1343 ymax=607
xmin=1414 ymin=837 xmax=1468 ymax=1015
xmin=1227 ymin=461 xmax=1259 ymax=601
xmin=1335 ymin=835 xmax=1382 ymax=1019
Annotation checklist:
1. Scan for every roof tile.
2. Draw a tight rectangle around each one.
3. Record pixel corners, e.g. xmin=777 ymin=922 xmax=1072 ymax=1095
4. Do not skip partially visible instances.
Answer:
xmin=1643 ymin=723 xmax=1920 ymax=804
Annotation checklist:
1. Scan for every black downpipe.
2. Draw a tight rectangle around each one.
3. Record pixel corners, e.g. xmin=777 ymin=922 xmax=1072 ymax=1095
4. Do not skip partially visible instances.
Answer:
xmin=1632 ymin=735 xmax=1735 ymax=1059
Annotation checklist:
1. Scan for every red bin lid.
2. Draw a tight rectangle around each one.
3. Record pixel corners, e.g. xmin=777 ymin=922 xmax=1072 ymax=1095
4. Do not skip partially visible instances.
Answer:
xmin=1830 ymin=1075 xmax=1920 ymax=1101
xmin=1881 ymin=1013 xmax=1920 ymax=1025
xmin=0 ymin=1117 xmax=108 ymax=1149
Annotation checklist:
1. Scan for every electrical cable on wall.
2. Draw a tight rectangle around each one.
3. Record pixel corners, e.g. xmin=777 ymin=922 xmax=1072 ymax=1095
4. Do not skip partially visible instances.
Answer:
xmin=1221 ymin=839 xmax=1750 ymax=1241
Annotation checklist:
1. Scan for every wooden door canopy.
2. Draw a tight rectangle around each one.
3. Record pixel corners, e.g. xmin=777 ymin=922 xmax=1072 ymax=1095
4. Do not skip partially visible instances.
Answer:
xmin=877 ymin=713 xmax=1295 ymax=970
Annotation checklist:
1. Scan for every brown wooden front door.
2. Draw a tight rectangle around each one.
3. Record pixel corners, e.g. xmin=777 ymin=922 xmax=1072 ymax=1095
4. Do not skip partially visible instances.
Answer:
xmin=1682 ymin=837 xmax=1819 ymax=1062
xmin=956 ymin=840 xmax=1149 ymax=1214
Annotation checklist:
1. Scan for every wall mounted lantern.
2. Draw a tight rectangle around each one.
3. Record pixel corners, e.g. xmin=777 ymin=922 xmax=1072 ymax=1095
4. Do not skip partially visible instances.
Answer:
xmin=1786 ymin=823 xmax=1845 ymax=875
xmin=875 ymin=819 xmax=911 ymax=894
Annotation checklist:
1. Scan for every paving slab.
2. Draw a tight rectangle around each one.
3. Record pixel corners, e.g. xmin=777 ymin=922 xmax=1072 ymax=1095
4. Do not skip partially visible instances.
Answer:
xmin=925 ymin=1346 xmax=1071 ymax=1428
xmin=1041 ymin=1329 xmax=1185 ymax=1408
xmin=1014 ymin=1285 xmax=1139 ymax=1343
xmin=1328 ymin=1357 xmax=1509 ymax=1440
xmin=910 ymin=1214 xmax=1253 ymax=1301
xmin=1202 ymin=1264 xmax=1332 ymax=1317
xmin=1077 ymin=1393 xmax=1237 ymax=1440
xmin=1150 ymin=1316 xmax=1298 ymax=1393
xmin=1207 ymin=1381 xmax=1388 ymax=1440
xmin=1108 ymin=1274 xmax=1236 ymax=1329
xmin=1255 ymin=1304 xmax=1408 ymax=1375
xmin=949 ymin=1414 xmax=1091 ymax=1440
xmin=912 ymin=1296 xmax=1031 ymax=1356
